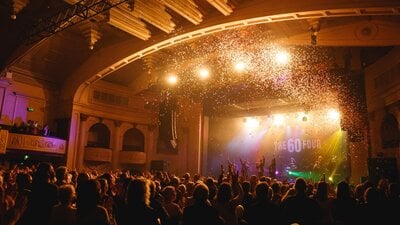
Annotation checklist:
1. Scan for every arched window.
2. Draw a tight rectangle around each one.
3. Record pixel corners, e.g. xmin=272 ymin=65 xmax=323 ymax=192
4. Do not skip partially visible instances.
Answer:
xmin=87 ymin=123 xmax=110 ymax=148
xmin=381 ymin=113 xmax=400 ymax=149
xmin=122 ymin=128 xmax=144 ymax=151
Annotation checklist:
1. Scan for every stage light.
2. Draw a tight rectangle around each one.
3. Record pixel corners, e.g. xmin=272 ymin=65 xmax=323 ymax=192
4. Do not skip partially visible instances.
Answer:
xmin=327 ymin=109 xmax=340 ymax=121
xmin=275 ymin=50 xmax=290 ymax=65
xmin=309 ymin=20 xmax=320 ymax=46
xmin=245 ymin=117 xmax=260 ymax=129
xmin=234 ymin=61 xmax=246 ymax=72
xmin=328 ymin=176 xmax=333 ymax=181
xmin=166 ymin=74 xmax=178 ymax=85
xmin=198 ymin=68 xmax=210 ymax=80
xmin=273 ymin=114 xmax=285 ymax=126
xmin=297 ymin=112 xmax=309 ymax=122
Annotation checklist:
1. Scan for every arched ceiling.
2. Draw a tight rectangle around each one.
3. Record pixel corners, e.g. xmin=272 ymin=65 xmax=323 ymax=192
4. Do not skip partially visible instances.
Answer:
xmin=1 ymin=0 xmax=400 ymax=116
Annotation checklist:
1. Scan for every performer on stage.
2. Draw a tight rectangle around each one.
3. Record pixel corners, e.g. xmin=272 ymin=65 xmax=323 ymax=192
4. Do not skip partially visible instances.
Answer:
xmin=240 ymin=158 xmax=249 ymax=180
xmin=228 ymin=159 xmax=235 ymax=177
xmin=289 ymin=157 xmax=297 ymax=170
xmin=269 ymin=156 xmax=276 ymax=179
xmin=255 ymin=156 xmax=265 ymax=178
xmin=312 ymin=155 xmax=324 ymax=181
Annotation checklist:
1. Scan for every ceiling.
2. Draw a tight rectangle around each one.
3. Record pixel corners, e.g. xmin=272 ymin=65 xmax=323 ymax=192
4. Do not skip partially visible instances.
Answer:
xmin=1 ymin=0 xmax=400 ymax=116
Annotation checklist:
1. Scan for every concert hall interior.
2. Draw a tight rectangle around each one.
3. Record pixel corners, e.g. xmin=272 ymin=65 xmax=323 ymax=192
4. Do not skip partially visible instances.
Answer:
xmin=1 ymin=0 xmax=400 ymax=186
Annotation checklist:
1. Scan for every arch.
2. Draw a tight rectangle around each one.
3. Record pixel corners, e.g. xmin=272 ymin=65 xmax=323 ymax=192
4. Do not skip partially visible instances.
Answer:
xmin=66 ymin=2 xmax=400 ymax=103
xmin=381 ymin=113 xmax=400 ymax=149
xmin=87 ymin=123 xmax=111 ymax=148
xmin=122 ymin=128 xmax=145 ymax=152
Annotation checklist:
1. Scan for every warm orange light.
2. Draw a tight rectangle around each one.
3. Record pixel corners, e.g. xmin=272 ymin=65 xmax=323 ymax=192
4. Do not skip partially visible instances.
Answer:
xmin=245 ymin=117 xmax=260 ymax=129
xmin=273 ymin=114 xmax=285 ymax=126
xmin=198 ymin=68 xmax=210 ymax=80
xmin=166 ymin=74 xmax=178 ymax=85
xmin=234 ymin=61 xmax=246 ymax=72
xmin=275 ymin=50 xmax=290 ymax=65
xmin=327 ymin=109 xmax=340 ymax=121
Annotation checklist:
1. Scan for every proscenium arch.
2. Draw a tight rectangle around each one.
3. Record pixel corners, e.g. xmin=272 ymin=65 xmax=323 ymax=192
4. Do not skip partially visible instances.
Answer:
xmin=67 ymin=1 xmax=400 ymax=103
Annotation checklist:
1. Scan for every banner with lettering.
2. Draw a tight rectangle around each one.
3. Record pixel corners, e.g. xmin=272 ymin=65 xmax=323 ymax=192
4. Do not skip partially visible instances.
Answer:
xmin=7 ymin=133 xmax=66 ymax=154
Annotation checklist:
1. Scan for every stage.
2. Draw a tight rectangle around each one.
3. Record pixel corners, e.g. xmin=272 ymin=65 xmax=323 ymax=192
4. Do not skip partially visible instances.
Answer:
xmin=206 ymin=108 xmax=350 ymax=183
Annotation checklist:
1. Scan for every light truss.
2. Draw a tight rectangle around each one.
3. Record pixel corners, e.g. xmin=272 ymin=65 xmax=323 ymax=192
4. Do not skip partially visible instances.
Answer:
xmin=22 ymin=0 xmax=130 ymax=44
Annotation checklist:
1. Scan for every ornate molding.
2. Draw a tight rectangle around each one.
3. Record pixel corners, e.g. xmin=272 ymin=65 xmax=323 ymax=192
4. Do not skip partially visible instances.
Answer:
xmin=80 ymin=113 xmax=89 ymax=121
xmin=114 ymin=120 xmax=122 ymax=127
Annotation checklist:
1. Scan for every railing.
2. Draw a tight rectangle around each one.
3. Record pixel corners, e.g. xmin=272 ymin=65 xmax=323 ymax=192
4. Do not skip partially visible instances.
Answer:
xmin=1 ymin=130 xmax=66 ymax=154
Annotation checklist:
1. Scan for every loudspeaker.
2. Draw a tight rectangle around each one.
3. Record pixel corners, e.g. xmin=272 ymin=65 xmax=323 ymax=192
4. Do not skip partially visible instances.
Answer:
xmin=150 ymin=160 xmax=167 ymax=172
xmin=158 ymin=99 xmax=178 ymax=151
xmin=55 ymin=118 xmax=71 ymax=139
xmin=368 ymin=158 xmax=399 ymax=183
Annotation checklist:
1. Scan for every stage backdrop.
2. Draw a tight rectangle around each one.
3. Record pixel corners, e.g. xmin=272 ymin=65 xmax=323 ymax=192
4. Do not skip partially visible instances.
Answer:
xmin=207 ymin=109 xmax=350 ymax=182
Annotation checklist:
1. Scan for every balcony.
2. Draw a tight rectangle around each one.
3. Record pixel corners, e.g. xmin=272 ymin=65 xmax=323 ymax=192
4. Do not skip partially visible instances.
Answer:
xmin=84 ymin=147 xmax=112 ymax=162
xmin=119 ymin=151 xmax=146 ymax=164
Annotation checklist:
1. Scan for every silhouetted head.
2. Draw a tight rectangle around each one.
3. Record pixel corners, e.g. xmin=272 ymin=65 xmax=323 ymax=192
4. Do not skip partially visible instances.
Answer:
xmin=294 ymin=177 xmax=307 ymax=195
xmin=193 ymin=183 xmax=209 ymax=203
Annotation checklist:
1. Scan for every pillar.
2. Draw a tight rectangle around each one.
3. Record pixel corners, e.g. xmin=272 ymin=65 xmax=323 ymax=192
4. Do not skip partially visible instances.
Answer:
xmin=112 ymin=120 xmax=122 ymax=170
xmin=76 ymin=113 xmax=89 ymax=171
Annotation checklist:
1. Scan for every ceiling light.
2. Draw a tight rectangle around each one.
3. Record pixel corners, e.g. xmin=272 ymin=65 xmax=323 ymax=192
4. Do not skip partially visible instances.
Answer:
xmin=166 ymin=74 xmax=178 ymax=85
xmin=245 ymin=117 xmax=260 ymax=129
xmin=234 ymin=62 xmax=246 ymax=72
xmin=273 ymin=114 xmax=285 ymax=126
xmin=198 ymin=68 xmax=210 ymax=80
xmin=327 ymin=109 xmax=340 ymax=121
xmin=275 ymin=50 xmax=290 ymax=65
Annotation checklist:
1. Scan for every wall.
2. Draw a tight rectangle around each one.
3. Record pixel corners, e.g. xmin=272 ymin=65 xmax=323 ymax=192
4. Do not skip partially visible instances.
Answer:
xmin=364 ymin=46 xmax=400 ymax=179
xmin=0 ymin=70 xmax=58 ymax=132
xmin=67 ymin=80 xmax=203 ymax=175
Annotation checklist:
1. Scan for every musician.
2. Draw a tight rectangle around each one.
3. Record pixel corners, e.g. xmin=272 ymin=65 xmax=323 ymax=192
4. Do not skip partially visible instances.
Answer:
xmin=240 ymin=158 xmax=249 ymax=180
xmin=255 ymin=156 xmax=265 ymax=178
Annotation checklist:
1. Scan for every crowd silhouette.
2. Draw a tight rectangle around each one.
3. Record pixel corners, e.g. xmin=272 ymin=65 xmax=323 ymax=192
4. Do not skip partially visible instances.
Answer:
xmin=0 ymin=160 xmax=399 ymax=225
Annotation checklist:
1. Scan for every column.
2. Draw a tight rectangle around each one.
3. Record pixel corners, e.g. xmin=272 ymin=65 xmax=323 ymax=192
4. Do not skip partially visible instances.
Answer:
xmin=76 ymin=113 xmax=89 ymax=171
xmin=112 ymin=120 xmax=122 ymax=170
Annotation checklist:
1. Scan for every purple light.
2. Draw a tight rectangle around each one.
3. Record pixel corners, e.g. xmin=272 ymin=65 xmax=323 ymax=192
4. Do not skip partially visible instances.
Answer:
xmin=275 ymin=170 xmax=279 ymax=175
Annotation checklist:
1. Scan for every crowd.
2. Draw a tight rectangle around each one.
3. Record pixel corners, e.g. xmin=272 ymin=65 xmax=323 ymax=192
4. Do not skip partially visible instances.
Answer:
xmin=0 ymin=161 xmax=399 ymax=225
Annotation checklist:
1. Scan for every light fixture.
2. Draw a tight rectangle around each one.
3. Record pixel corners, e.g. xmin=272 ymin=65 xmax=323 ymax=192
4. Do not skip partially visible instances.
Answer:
xmin=327 ymin=109 xmax=340 ymax=121
xmin=275 ymin=50 xmax=290 ymax=65
xmin=198 ymin=68 xmax=210 ymax=80
xmin=309 ymin=20 xmax=320 ymax=46
xmin=234 ymin=61 xmax=246 ymax=72
xmin=80 ymin=22 xmax=102 ymax=50
xmin=244 ymin=117 xmax=260 ymax=129
xmin=273 ymin=114 xmax=285 ymax=126
xmin=11 ymin=0 xmax=29 ymax=20
xmin=166 ymin=74 xmax=178 ymax=85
